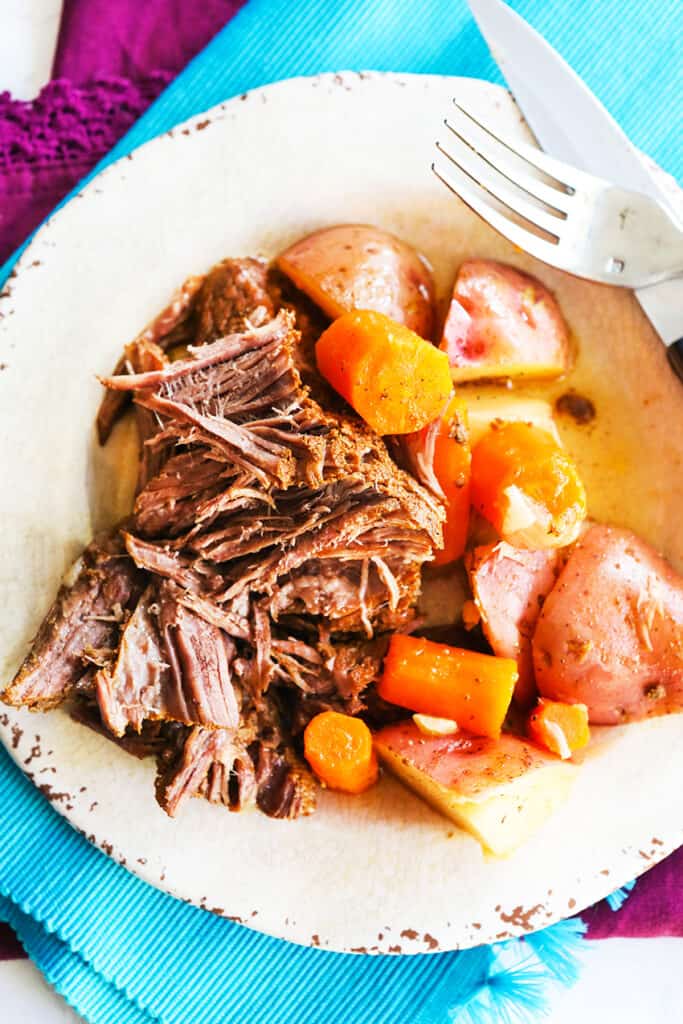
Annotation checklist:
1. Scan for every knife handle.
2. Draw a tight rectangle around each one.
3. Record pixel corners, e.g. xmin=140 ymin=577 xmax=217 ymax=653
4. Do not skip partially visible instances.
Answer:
xmin=667 ymin=339 xmax=683 ymax=383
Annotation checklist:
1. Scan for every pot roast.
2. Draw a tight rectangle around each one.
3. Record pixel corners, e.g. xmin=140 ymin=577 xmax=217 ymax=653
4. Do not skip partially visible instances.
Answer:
xmin=3 ymin=258 xmax=443 ymax=817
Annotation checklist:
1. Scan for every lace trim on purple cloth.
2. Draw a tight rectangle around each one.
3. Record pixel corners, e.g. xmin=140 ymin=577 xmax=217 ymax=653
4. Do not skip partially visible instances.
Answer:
xmin=0 ymin=75 xmax=171 ymax=173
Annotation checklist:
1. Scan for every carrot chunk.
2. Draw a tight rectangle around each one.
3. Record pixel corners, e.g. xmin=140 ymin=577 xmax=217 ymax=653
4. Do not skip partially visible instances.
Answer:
xmin=304 ymin=711 xmax=378 ymax=794
xmin=378 ymin=634 xmax=517 ymax=739
xmin=470 ymin=421 xmax=587 ymax=549
xmin=527 ymin=699 xmax=590 ymax=759
xmin=315 ymin=310 xmax=452 ymax=434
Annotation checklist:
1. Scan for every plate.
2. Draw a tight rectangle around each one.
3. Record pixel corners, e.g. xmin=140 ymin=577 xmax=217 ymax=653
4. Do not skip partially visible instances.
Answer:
xmin=1 ymin=72 xmax=682 ymax=955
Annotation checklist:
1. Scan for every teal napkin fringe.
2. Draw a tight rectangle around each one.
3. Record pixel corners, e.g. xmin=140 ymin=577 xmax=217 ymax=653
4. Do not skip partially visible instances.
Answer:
xmin=1 ymin=1 xmax=663 ymax=1020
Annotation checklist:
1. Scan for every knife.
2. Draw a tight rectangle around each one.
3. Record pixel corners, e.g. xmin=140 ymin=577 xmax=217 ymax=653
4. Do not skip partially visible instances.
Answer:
xmin=467 ymin=0 xmax=683 ymax=379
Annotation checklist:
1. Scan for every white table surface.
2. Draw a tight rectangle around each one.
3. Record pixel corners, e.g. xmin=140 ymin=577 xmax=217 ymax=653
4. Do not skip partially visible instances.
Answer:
xmin=0 ymin=3 xmax=680 ymax=1022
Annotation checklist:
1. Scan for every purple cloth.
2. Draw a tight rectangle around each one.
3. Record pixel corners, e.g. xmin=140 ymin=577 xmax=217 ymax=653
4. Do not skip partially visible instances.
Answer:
xmin=0 ymin=0 xmax=242 ymax=263
xmin=0 ymin=78 xmax=169 ymax=262
xmin=54 ymin=0 xmax=242 ymax=82
xmin=584 ymin=846 xmax=683 ymax=939
xmin=0 ymin=0 xmax=680 ymax=954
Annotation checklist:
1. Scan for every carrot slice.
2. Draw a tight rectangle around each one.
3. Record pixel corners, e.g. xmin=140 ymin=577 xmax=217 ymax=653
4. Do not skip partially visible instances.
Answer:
xmin=304 ymin=711 xmax=378 ymax=794
xmin=527 ymin=699 xmax=590 ymax=759
xmin=378 ymin=634 xmax=517 ymax=739
xmin=470 ymin=421 xmax=587 ymax=549
xmin=315 ymin=309 xmax=452 ymax=434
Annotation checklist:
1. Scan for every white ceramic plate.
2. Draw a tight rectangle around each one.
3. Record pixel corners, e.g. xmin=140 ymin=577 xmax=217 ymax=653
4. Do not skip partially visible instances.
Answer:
xmin=1 ymin=73 xmax=682 ymax=955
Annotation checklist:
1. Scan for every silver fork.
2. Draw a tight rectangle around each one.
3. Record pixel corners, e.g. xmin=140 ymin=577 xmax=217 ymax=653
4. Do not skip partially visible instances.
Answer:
xmin=433 ymin=100 xmax=683 ymax=290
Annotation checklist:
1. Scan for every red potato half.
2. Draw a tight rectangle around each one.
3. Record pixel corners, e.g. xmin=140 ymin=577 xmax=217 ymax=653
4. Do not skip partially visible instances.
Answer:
xmin=533 ymin=524 xmax=683 ymax=724
xmin=374 ymin=721 xmax=576 ymax=856
xmin=440 ymin=260 xmax=571 ymax=381
xmin=277 ymin=224 xmax=435 ymax=338
xmin=467 ymin=542 xmax=562 ymax=706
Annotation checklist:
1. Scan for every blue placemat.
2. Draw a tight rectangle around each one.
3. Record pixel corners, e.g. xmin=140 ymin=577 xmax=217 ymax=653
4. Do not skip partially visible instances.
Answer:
xmin=70 ymin=0 xmax=683 ymax=180
xmin=0 ymin=743 xmax=589 ymax=1024
xmin=1 ymin=1 xmax=673 ymax=1020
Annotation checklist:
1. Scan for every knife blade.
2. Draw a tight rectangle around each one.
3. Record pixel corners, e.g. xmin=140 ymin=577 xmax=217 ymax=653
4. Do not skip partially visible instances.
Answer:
xmin=466 ymin=0 xmax=683 ymax=373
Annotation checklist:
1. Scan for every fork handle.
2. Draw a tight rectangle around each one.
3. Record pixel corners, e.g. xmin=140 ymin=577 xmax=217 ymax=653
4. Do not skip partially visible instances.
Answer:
xmin=636 ymin=277 xmax=683 ymax=383
xmin=667 ymin=340 xmax=683 ymax=384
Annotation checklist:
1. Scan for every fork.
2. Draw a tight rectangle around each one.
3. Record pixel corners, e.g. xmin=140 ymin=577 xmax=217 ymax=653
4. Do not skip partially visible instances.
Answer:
xmin=432 ymin=100 xmax=683 ymax=290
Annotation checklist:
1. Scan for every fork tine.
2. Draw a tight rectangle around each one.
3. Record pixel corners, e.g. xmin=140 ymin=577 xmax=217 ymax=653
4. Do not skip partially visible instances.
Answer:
xmin=445 ymin=104 xmax=573 ymax=216
xmin=432 ymin=155 xmax=561 ymax=266
xmin=439 ymin=129 xmax=563 ymax=240
xmin=452 ymin=100 xmax=587 ymax=195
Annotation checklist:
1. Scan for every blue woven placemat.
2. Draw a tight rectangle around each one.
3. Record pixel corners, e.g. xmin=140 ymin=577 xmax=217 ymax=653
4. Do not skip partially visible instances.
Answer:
xmin=2 ymin=1 xmax=675 ymax=1020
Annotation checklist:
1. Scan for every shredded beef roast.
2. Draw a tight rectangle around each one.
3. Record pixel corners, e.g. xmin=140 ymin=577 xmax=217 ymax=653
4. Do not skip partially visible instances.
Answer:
xmin=4 ymin=531 xmax=145 ymax=709
xmin=156 ymin=708 xmax=315 ymax=819
xmin=124 ymin=477 xmax=436 ymax=644
xmin=105 ymin=311 xmax=441 ymax=652
xmin=251 ymin=742 xmax=316 ymax=818
xmin=71 ymin=692 xmax=189 ymax=760
xmin=155 ymin=725 xmax=250 ymax=817
xmin=264 ymin=267 xmax=335 ymax=399
xmin=3 ymin=256 xmax=444 ymax=821
xmin=94 ymin=581 xmax=241 ymax=736
xmin=96 ymin=274 xmax=204 ymax=445
xmin=96 ymin=258 xmax=273 ymax=446
xmin=194 ymin=258 xmax=275 ymax=343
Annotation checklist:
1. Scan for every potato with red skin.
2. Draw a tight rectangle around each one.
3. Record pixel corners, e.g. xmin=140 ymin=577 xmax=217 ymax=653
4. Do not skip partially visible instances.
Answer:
xmin=277 ymin=224 xmax=435 ymax=339
xmin=467 ymin=542 xmax=562 ymax=706
xmin=533 ymin=524 xmax=683 ymax=724
xmin=440 ymin=260 xmax=571 ymax=381
xmin=374 ymin=721 xmax=576 ymax=855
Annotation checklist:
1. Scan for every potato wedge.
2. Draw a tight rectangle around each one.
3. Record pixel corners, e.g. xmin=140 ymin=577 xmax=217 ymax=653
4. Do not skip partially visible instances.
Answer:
xmin=534 ymin=524 xmax=683 ymax=723
xmin=440 ymin=260 xmax=571 ymax=381
xmin=278 ymin=224 xmax=435 ymax=338
xmin=467 ymin=542 xmax=562 ymax=705
xmin=464 ymin=389 xmax=561 ymax=447
xmin=374 ymin=722 xmax=576 ymax=856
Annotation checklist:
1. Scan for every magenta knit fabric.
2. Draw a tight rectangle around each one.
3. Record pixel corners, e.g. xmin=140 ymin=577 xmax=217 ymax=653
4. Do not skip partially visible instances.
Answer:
xmin=54 ymin=0 xmax=241 ymax=82
xmin=0 ymin=76 xmax=169 ymax=260
xmin=0 ymin=0 xmax=242 ymax=263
